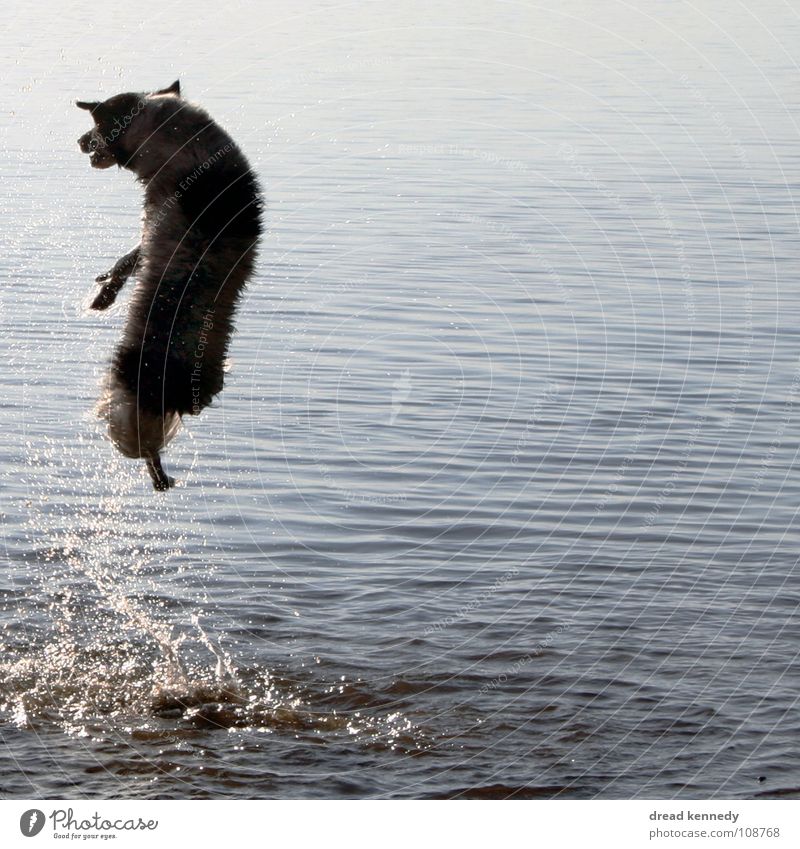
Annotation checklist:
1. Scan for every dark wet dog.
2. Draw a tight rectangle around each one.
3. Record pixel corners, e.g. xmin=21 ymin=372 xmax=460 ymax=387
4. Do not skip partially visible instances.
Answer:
xmin=77 ymin=81 xmax=262 ymax=490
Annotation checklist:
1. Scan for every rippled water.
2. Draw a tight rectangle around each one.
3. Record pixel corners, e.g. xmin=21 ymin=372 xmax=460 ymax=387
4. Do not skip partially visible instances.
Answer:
xmin=1 ymin=1 xmax=799 ymax=799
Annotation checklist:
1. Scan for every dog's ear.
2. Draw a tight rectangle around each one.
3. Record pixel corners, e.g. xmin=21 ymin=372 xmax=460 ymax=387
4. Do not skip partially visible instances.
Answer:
xmin=154 ymin=80 xmax=180 ymax=97
xmin=76 ymin=101 xmax=109 ymax=123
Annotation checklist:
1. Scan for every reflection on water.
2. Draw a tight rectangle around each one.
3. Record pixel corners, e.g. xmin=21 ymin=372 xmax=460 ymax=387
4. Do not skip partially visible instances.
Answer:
xmin=2 ymin=0 xmax=800 ymax=798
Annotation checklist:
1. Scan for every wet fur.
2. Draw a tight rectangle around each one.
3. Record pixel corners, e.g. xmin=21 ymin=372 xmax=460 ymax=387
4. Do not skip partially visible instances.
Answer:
xmin=77 ymin=81 xmax=262 ymax=490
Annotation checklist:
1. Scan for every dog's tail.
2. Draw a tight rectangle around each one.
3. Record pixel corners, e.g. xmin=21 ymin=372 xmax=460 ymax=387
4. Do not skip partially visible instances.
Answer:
xmin=97 ymin=373 xmax=182 ymax=489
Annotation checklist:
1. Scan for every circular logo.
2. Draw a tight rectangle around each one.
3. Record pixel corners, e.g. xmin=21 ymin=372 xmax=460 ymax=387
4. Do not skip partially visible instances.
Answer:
xmin=20 ymin=810 xmax=45 ymax=837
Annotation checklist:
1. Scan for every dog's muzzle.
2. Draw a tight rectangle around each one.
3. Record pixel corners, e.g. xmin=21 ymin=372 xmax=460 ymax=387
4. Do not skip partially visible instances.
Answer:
xmin=78 ymin=130 xmax=116 ymax=169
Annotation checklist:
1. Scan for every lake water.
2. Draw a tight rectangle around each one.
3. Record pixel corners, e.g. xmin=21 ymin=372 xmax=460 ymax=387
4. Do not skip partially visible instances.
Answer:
xmin=1 ymin=0 xmax=799 ymax=799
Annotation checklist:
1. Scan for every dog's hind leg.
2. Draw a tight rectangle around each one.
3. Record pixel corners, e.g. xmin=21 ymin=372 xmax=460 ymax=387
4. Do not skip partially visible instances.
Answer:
xmin=92 ymin=244 xmax=141 ymax=311
xmin=145 ymin=453 xmax=176 ymax=491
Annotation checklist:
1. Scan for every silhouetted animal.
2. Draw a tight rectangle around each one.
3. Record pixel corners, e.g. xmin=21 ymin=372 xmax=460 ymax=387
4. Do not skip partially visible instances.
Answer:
xmin=76 ymin=80 xmax=262 ymax=490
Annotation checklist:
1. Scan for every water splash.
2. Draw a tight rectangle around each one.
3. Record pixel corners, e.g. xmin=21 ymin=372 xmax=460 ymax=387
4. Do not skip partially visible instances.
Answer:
xmin=1 ymin=433 xmax=425 ymax=755
xmin=2 ymin=435 xmax=226 ymax=727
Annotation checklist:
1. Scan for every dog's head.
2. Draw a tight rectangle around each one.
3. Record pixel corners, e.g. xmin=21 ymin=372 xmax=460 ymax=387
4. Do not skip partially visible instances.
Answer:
xmin=76 ymin=80 xmax=181 ymax=170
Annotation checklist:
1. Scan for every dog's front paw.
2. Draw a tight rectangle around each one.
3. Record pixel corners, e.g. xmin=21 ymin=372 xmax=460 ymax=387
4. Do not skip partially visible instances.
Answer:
xmin=90 ymin=285 xmax=118 ymax=310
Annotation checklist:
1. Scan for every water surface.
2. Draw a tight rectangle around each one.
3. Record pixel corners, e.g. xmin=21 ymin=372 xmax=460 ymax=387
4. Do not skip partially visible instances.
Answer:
xmin=1 ymin=0 xmax=799 ymax=799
